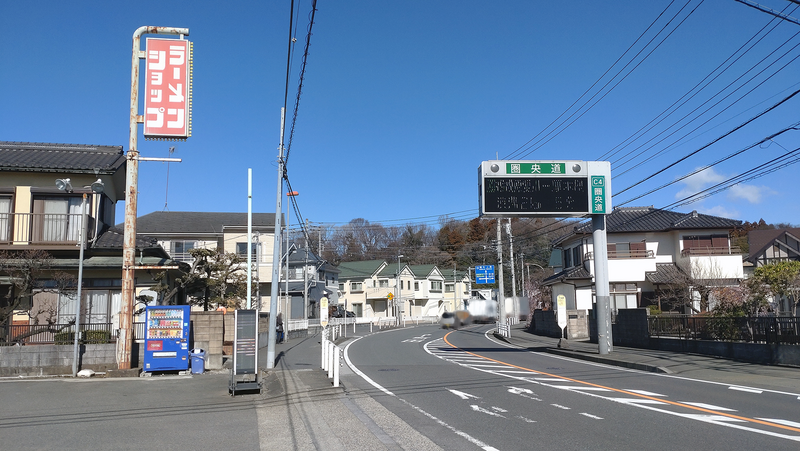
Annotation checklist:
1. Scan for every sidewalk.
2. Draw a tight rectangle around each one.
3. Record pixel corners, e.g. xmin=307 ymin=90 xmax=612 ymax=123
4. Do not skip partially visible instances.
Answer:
xmin=256 ymin=327 xmax=444 ymax=451
xmin=499 ymin=323 xmax=800 ymax=394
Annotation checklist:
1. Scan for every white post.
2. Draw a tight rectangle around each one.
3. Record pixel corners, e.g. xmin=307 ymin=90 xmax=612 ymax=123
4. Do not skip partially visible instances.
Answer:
xmin=333 ymin=348 xmax=340 ymax=387
xmin=247 ymin=168 xmax=252 ymax=309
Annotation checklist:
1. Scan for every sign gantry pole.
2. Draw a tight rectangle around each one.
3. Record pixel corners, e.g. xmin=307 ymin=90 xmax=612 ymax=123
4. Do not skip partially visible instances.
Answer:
xmin=478 ymin=160 xmax=613 ymax=354
xmin=119 ymin=26 xmax=190 ymax=370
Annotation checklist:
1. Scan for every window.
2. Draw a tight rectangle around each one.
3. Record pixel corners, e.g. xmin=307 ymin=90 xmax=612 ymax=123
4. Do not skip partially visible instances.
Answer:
xmin=236 ymin=242 xmax=259 ymax=261
xmin=171 ymin=240 xmax=197 ymax=261
xmin=32 ymin=196 xmax=87 ymax=242
xmin=379 ymin=280 xmax=389 ymax=288
xmin=608 ymin=242 xmax=648 ymax=258
xmin=563 ymin=248 xmax=572 ymax=268
xmin=414 ymin=282 xmax=419 ymax=291
xmin=338 ymin=283 xmax=344 ymax=292
xmin=350 ymin=282 xmax=363 ymax=292
xmin=445 ymin=283 xmax=455 ymax=293
xmin=609 ymin=283 xmax=638 ymax=311
xmin=682 ymin=234 xmax=729 ymax=255
xmin=0 ymin=196 xmax=11 ymax=242
xmin=572 ymin=246 xmax=581 ymax=266
xmin=431 ymin=281 xmax=442 ymax=292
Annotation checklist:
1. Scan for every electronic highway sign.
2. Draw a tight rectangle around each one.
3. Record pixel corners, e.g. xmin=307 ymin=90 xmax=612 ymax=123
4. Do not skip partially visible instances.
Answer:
xmin=478 ymin=160 xmax=611 ymax=218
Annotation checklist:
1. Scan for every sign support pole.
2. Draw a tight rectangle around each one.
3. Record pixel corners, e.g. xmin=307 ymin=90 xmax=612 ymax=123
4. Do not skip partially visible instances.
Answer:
xmin=592 ymin=214 xmax=613 ymax=354
xmin=119 ymin=26 xmax=189 ymax=370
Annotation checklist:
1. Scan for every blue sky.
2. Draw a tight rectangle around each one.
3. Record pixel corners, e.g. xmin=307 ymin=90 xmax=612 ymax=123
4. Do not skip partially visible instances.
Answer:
xmin=2 ymin=0 xmax=799 ymax=229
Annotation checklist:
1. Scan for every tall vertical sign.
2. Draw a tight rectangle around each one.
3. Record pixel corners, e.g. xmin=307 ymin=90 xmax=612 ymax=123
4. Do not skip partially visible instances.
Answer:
xmin=144 ymin=38 xmax=193 ymax=140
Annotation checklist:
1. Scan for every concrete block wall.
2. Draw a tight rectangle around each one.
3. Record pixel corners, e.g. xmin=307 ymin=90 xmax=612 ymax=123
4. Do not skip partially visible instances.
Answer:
xmin=0 ymin=343 xmax=117 ymax=377
xmin=530 ymin=309 xmax=588 ymax=339
xmin=190 ymin=311 xmax=224 ymax=370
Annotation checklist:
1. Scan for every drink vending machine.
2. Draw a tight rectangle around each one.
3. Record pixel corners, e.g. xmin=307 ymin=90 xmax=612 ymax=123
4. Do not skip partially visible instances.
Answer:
xmin=144 ymin=305 xmax=191 ymax=371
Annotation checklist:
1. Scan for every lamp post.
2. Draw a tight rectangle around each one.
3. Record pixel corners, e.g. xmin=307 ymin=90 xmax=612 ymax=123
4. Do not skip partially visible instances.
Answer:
xmin=56 ymin=178 xmax=104 ymax=377
xmin=396 ymin=254 xmax=403 ymax=325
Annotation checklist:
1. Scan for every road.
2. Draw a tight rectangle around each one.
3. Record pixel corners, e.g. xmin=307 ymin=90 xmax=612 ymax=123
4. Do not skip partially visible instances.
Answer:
xmin=342 ymin=323 xmax=800 ymax=451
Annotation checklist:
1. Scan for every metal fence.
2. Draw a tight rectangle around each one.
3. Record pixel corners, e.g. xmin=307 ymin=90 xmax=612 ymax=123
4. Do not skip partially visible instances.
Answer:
xmin=648 ymin=315 xmax=800 ymax=345
xmin=1 ymin=321 xmax=148 ymax=345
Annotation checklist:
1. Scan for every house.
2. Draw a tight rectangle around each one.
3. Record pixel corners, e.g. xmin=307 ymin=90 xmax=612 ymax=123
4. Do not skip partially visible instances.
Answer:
xmin=336 ymin=260 xmax=471 ymax=318
xmin=543 ymin=206 xmax=743 ymax=315
xmin=281 ymin=244 xmax=339 ymax=319
xmin=134 ymin=211 xmax=279 ymax=311
xmin=0 ymin=141 xmax=180 ymax=336
xmin=746 ymin=228 xmax=800 ymax=314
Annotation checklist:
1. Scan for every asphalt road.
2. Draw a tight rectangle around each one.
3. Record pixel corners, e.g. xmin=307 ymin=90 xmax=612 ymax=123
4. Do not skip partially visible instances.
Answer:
xmin=0 ymin=373 xmax=261 ymax=450
xmin=342 ymin=324 xmax=800 ymax=451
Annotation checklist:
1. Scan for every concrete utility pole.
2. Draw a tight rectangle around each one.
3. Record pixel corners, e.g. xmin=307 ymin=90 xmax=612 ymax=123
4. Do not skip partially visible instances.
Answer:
xmin=496 ymin=219 xmax=506 ymax=325
xmin=119 ymin=26 xmax=189 ymax=370
xmin=266 ymin=108 xmax=286 ymax=369
xmin=593 ymin=214 xmax=613 ymax=354
xmin=505 ymin=219 xmax=517 ymax=321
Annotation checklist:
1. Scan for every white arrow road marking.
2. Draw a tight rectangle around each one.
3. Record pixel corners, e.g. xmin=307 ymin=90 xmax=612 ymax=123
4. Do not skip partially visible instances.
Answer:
xmin=471 ymin=405 xmax=506 ymax=418
xmin=518 ymin=416 xmax=537 ymax=423
xmin=551 ymin=404 xmax=571 ymax=410
xmin=580 ymin=413 xmax=604 ymax=420
xmin=448 ymin=389 xmax=481 ymax=400
xmin=507 ymin=386 xmax=542 ymax=401
xmin=491 ymin=406 xmax=508 ymax=413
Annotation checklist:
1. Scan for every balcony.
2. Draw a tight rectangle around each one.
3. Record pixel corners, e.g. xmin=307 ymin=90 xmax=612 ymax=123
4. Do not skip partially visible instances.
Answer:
xmin=0 ymin=212 xmax=94 ymax=248
xmin=585 ymin=249 xmax=654 ymax=260
xmin=680 ymin=246 xmax=741 ymax=257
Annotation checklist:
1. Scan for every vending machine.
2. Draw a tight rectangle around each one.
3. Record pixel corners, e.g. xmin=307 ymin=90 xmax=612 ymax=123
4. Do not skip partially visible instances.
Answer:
xmin=144 ymin=305 xmax=191 ymax=372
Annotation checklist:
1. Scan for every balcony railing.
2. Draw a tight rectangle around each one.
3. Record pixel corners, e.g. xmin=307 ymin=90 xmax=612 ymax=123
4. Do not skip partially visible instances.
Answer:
xmin=0 ymin=212 xmax=95 ymax=246
xmin=681 ymin=246 xmax=741 ymax=257
xmin=585 ymin=249 xmax=654 ymax=260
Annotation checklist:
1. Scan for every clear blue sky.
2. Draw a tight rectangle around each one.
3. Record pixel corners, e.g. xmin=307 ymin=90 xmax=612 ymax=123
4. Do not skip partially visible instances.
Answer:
xmin=2 ymin=0 xmax=799 ymax=229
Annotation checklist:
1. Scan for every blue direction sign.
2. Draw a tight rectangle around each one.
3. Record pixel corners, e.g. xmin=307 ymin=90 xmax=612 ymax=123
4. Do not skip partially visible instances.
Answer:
xmin=475 ymin=265 xmax=495 ymax=284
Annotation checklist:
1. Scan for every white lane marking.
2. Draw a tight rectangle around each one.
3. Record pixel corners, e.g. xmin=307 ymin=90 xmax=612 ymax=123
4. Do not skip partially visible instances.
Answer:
xmin=681 ymin=402 xmax=736 ymax=411
xmin=607 ymin=398 xmax=668 ymax=405
xmin=491 ymin=406 xmax=508 ymax=413
xmin=448 ymin=389 xmax=481 ymax=400
xmin=679 ymin=414 xmax=746 ymax=423
xmin=518 ymin=416 xmax=537 ymax=423
xmin=728 ymin=386 xmax=763 ymax=394
xmin=471 ymin=405 xmax=506 ymax=418
xmin=758 ymin=418 xmax=800 ymax=428
xmin=580 ymin=413 xmax=604 ymax=420
xmin=551 ymin=404 xmax=571 ymax=410
xmin=627 ymin=390 xmax=666 ymax=397
xmin=508 ymin=386 xmax=542 ymax=401
xmin=554 ymin=386 xmax=612 ymax=392
xmin=344 ymin=336 xmax=500 ymax=451
xmin=533 ymin=377 xmax=566 ymax=381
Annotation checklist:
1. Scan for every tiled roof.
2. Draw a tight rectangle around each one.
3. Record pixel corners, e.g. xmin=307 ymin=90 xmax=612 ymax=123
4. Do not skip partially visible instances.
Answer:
xmin=134 ymin=211 xmax=278 ymax=235
xmin=645 ymin=263 xmax=688 ymax=285
xmin=542 ymin=265 xmax=591 ymax=285
xmin=409 ymin=264 xmax=440 ymax=279
xmin=747 ymin=228 xmax=800 ymax=263
xmin=0 ymin=141 xmax=125 ymax=174
xmin=565 ymin=206 xmax=741 ymax=238
xmin=337 ymin=260 xmax=386 ymax=280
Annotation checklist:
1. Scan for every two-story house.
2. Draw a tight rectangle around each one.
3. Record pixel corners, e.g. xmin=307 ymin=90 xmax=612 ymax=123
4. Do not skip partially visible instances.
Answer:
xmin=281 ymin=244 xmax=339 ymax=319
xmin=336 ymin=260 xmax=470 ymax=318
xmin=0 ymin=141 xmax=179 ymax=336
xmin=544 ymin=206 xmax=743 ymax=315
xmin=135 ymin=211 xmax=279 ymax=311
xmin=746 ymin=228 xmax=800 ymax=314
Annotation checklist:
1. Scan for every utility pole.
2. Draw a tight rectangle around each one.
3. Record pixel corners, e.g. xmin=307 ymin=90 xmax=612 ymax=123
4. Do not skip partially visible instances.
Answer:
xmin=119 ymin=26 xmax=189 ymax=370
xmin=266 ymin=108 xmax=286 ymax=369
xmin=496 ymin=219 xmax=505 ymax=325
xmin=505 ymin=219 xmax=517 ymax=322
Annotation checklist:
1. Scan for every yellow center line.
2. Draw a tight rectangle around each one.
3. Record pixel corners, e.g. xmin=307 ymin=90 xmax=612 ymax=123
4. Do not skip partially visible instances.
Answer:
xmin=443 ymin=331 xmax=800 ymax=434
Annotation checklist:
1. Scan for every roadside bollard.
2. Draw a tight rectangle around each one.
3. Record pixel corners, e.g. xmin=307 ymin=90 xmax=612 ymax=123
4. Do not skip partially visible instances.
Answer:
xmin=327 ymin=342 xmax=335 ymax=378
xmin=333 ymin=348 xmax=340 ymax=388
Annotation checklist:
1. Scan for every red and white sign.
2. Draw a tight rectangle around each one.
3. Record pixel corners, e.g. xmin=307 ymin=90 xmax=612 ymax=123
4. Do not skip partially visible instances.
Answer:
xmin=144 ymin=38 xmax=192 ymax=139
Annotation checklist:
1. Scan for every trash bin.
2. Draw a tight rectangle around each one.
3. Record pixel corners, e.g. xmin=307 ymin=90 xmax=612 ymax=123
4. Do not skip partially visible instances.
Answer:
xmin=190 ymin=348 xmax=205 ymax=374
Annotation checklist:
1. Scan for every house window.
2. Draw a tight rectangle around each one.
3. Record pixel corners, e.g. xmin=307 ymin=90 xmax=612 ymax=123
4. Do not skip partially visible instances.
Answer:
xmin=379 ymin=280 xmax=389 ymax=288
xmin=683 ymin=234 xmax=729 ymax=255
xmin=572 ymin=246 xmax=581 ymax=266
xmin=563 ymin=248 xmax=572 ymax=268
xmin=431 ymin=281 xmax=442 ymax=292
xmin=350 ymin=282 xmax=363 ymax=292
xmin=0 ymin=196 xmax=11 ymax=242
xmin=445 ymin=283 xmax=454 ymax=293
xmin=414 ymin=281 xmax=419 ymax=291
xmin=609 ymin=283 xmax=638 ymax=311
xmin=32 ymin=196 xmax=87 ymax=242
xmin=608 ymin=242 xmax=647 ymax=258
xmin=407 ymin=281 xmax=411 ymax=290
xmin=171 ymin=240 xmax=197 ymax=261
xmin=236 ymin=242 xmax=259 ymax=261
xmin=338 ymin=283 xmax=344 ymax=292
xmin=57 ymin=289 xmax=121 ymax=324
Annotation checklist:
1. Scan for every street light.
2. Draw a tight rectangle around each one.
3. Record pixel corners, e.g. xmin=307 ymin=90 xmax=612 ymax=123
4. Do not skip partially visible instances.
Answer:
xmin=56 ymin=178 xmax=104 ymax=377
xmin=396 ymin=254 xmax=404 ymax=325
